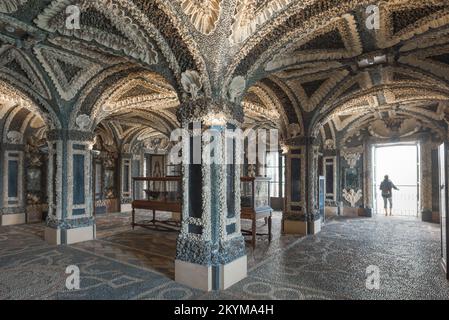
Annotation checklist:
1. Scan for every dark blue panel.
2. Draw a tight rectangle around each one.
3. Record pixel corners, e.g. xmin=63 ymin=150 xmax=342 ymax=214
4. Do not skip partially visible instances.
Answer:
xmin=291 ymin=158 xmax=301 ymax=202
xmin=132 ymin=160 xmax=140 ymax=177
xmin=326 ymin=164 xmax=334 ymax=194
xmin=73 ymin=154 xmax=85 ymax=205
xmin=95 ymin=206 xmax=107 ymax=214
xmin=319 ymin=178 xmax=325 ymax=217
xmin=227 ymin=164 xmax=235 ymax=218
xmin=189 ymin=134 xmax=203 ymax=219
xmin=188 ymin=224 xmax=203 ymax=235
xmin=73 ymin=208 xmax=85 ymax=216
xmin=189 ymin=164 xmax=202 ymax=219
xmin=8 ymin=160 xmax=19 ymax=198
xmin=123 ymin=164 xmax=130 ymax=192
xmin=53 ymin=154 xmax=57 ymax=207
xmin=226 ymin=223 xmax=236 ymax=234
xmin=73 ymin=144 xmax=86 ymax=150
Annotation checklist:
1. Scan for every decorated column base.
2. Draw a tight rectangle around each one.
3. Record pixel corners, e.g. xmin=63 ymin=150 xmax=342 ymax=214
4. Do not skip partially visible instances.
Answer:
xmin=422 ymin=209 xmax=440 ymax=224
xmin=44 ymin=217 xmax=96 ymax=245
xmin=283 ymin=218 xmax=321 ymax=235
xmin=175 ymin=255 xmax=247 ymax=291
xmin=308 ymin=219 xmax=321 ymax=235
xmin=283 ymin=219 xmax=308 ymax=235
xmin=175 ymin=235 xmax=247 ymax=291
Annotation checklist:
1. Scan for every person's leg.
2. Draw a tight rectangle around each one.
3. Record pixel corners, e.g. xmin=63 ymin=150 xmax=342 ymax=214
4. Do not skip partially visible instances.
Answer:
xmin=383 ymin=196 xmax=388 ymax=216
xmin=388 ymin=197 xmax=393 ymax=216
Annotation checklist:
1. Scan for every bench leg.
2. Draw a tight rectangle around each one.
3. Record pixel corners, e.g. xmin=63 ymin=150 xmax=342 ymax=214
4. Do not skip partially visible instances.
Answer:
xmin=252 ymin=218 xmax=257 ymax=249
xmin=268 ymin=215 xmax=272 ymax=242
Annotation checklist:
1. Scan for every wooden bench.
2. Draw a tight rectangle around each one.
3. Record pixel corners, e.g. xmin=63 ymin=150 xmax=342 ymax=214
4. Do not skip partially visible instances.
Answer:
xmin=131 ymin=177 xmax=182 ymax=231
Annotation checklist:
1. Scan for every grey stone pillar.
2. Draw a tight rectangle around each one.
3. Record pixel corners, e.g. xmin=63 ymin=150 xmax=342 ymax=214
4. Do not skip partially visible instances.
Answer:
xmin=363 ymin=140 xmax=373 ymax=215
xmin=119 ymin=153 xmax=133 ymax=212
xmin=44 ymin=130 xmax=96 ymax=245
xmin=283 ymin=136 xmax=321 ymax=235
xmin=0 ymin=139 xmax=26 ymax=226
xmin=174 ymin=98 xmax=247 ymax=291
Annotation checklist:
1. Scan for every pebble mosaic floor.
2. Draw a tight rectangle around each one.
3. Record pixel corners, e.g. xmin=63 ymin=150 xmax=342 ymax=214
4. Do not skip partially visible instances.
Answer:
xmin=0 ymin=212 xmax=448 ymax=300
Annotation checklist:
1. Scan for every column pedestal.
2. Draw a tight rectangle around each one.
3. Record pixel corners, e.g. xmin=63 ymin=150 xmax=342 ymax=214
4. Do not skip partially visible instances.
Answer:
xmin=175 ymin=255 xmax=247 ymax=291
xmin=283 ymin=219 xmax=321 ymax=236
xmin=283 ymin=220 xmax=307 ymax=235
xmin=45 ymin=224 xmax=96 ymax=245
xmin=0 ymin=213 xmax=26 ymax=226
xmin=309 ymin=219 xmax=322 ymax=234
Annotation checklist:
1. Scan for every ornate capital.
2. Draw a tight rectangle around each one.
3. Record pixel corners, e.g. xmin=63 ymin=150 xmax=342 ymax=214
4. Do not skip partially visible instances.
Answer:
xmin=6 ymin=130 xmax=23 ymax=144
xmin=0 ymin=0 xmax=27 ymax=13
xmin=181 ymin=70 xmax=203 ymax=100
xmin=227 ymin=76 xmax=246 ymax=104
xmin=341 ymin=147 xmax=363 ymax=169
xmin=177 ymin=97 xmax=244 ymax=125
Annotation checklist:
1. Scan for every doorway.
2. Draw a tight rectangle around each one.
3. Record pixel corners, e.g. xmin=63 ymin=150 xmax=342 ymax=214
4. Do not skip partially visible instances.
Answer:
xmin=372 ymin=143 xmax=420 ymax=217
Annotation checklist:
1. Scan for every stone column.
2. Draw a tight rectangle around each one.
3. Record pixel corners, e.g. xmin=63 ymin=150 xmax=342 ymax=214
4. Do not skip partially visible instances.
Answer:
xmin=175 ymin=98 xmax=247 ymax=291
xmin=308 ymin=142 xmax=322 ymax=231
xmin=283 ymin=137 xmax=321 ymax=236
xmin=420 ymin=136 xmax=434 ymax=222
xmin=0 ymin=137 xmax=26 ymax=226
xmin=363 ymin=140 xmax=373 ymax=215
xmin=119 ymin=153 xmax=133 ymax=212
xmin=44 ymin=130 xmax=96 ymax=245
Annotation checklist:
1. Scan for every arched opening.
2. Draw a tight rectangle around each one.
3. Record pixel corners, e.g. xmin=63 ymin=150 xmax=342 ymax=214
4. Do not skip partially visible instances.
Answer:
xmin=310 ymin=86 xmax=449 ymax=222
xmin=0 ymin=80 xmax=51 ymax=232
xmin=70 ymin=70 xmax=183 ymax=278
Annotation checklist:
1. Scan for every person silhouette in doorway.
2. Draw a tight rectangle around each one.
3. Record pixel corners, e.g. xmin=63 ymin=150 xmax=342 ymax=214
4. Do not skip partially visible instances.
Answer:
xmin=380 ymin=175 xmax=399 ymax=216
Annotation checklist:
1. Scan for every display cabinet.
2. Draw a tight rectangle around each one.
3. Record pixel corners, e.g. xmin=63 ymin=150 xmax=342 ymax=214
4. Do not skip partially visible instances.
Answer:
xmin=241 ymin=177 xmax=273 ymax=248
xmin=131 ymin=176 xmax=182 ymax=231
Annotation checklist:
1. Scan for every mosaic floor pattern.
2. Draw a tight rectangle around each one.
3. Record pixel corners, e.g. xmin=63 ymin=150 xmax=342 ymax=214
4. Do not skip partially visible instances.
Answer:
xmin=0 ymin=213 xmax=448 ymax=300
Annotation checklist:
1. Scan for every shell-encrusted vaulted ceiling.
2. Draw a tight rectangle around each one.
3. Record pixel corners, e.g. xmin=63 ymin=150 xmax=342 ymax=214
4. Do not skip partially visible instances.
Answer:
xmin=1 ymin=0 xmax=449 ymax=143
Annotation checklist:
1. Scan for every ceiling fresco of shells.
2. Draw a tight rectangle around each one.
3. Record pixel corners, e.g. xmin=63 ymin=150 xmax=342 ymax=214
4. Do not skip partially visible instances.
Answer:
xmin=1 ymin=0 xmax=449 ymax=148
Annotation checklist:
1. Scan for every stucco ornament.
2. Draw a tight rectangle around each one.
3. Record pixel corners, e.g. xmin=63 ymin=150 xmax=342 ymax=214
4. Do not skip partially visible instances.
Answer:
xmin=143 ymin=137 xmax=170 ymax=152
xmin=228 ymin=76 xmax=246 ymax=103
xmin=75 ymin=114 xmax=92 ymax=131
xmin=7 ymin=131 xmax=23 ymax=144
xmin=324 ymin=139 xmax=335 ymax=150
xmin=181 ymin=70 xmax=203 ymax=100
xmin=0 ymin=0 xmax=27 ymax=13
xmin=288 ymin=123 xmax=301 ymax=138
xmin=343 ymin=189 xmax=363 ymax=208
xmin=180 ymin=0 xmax=222 ymax=35
xmin=342 ymin=150 xmax=361 ymax=169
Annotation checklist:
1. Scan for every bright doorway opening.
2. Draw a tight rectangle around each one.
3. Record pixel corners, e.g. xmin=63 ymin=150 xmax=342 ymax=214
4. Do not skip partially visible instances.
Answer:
xmin=372 ymin=143 xmax=420 ymax=217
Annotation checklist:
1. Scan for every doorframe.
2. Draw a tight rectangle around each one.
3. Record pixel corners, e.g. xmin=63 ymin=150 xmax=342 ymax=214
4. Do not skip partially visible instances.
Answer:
xmin=371 ymin=141 xmax=421 ymax=217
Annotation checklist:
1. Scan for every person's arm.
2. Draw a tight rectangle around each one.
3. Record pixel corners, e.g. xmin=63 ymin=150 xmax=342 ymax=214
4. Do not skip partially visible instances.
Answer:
xmin=392 ymin=183 xmax=399 ymax=191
